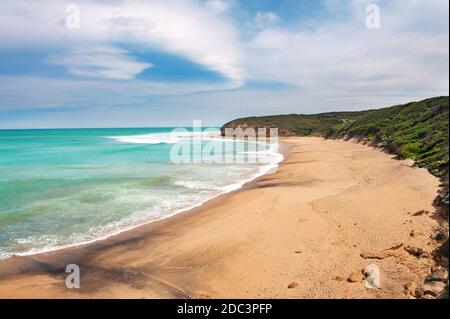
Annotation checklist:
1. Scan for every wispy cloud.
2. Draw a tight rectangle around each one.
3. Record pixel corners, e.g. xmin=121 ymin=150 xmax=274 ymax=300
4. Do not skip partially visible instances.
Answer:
xmin=50 ymin=46 xmax=152 ymax=80
xmin=245 ymin=0 xmax=449 ymax=96
xmin=0 ymin=0 xmax=243 ymax=86
xmin=0 ymin=0 xmax=448 ymax=128
xmin=205 ymin=0 xmax=230 ymax=14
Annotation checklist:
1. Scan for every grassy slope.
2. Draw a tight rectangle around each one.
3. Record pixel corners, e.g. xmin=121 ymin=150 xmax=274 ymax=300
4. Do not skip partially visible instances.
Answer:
xmin=330 ymin=97 xmax=449 ymax=179
xmin=222 ymin=96 xmax=449 ymax=214
xmin=222 ymin=112 xmax=363 ymax=137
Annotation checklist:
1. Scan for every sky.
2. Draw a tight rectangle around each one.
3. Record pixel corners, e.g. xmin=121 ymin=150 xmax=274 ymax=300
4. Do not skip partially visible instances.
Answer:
xmin=0 ymin=0 xmax=448 ymax=129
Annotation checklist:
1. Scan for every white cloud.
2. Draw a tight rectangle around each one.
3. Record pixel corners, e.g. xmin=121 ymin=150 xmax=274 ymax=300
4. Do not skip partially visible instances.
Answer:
xmin=0 ymin=0 xmax=243 ymax=86
xmin=107 ymin=0 xmax=243 ymax=86
xmin=50 ymin=47 xmax=152 ymax=80
xmin=205 ymin=0 xmax=229 ymax=14
xmin=0 ymin=75 xmax=242 ymax=112
xmin=251 ymin=29 xmax=289 ymax=48
xmin=244 ymin=0 xmax=449 ymax=99
xmin=0 ymin=0 xmax=448 ymax=124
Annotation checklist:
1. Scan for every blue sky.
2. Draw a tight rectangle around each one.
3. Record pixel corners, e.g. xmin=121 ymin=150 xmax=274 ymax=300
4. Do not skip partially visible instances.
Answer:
xmin=0 ymin=0 xmax=448 ymax=128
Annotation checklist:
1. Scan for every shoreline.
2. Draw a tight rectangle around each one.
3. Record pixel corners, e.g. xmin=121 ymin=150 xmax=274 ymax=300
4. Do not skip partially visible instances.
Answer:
xmin=0 ymin=137 xmax=443 ymax=298
xmin=0 ymin=140 xmax=288 ymax=263
xmin=0 ymin=141 xmax=291 ymax=275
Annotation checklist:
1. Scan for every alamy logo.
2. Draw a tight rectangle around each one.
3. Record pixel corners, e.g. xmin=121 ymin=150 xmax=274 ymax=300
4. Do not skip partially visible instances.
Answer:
xmin=169 ymin=120 xmax=279 ymax=165
xmin=65 ymin=264 xmax=80 ymax=289
xmin=365 ymin=4 xmax=381 ymax=29
xmin=65 ymin=4 xmax=80 ymax=29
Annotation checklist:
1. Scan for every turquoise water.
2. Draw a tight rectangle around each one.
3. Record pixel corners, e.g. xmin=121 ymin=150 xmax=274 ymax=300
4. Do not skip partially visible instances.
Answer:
xmin=0 ymin=128 xmax=281 ymax=260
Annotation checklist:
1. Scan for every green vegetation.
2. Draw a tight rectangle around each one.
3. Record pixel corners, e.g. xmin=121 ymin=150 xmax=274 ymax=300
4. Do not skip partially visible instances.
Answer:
xmin=223 ymin=111 xmax=363 ymax=137
xmin=222 ymin=96 xmax=449 ymax=217
xmin=331 ymin=97 xmax=449 ymax=179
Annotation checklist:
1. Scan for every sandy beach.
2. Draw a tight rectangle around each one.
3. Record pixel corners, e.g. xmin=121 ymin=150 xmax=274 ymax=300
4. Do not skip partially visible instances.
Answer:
xmin=0 ymin=137 xmax=443 ymax=299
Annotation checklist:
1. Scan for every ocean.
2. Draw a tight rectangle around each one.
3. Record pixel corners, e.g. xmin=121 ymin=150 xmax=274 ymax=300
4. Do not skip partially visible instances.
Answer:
xmin=0 ymin=128 xmax=282 ymax=260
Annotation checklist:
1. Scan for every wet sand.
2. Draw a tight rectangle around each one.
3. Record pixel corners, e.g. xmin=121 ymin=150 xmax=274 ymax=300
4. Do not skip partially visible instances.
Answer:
xmin=0 ymin=137 xmax=442 ymax=298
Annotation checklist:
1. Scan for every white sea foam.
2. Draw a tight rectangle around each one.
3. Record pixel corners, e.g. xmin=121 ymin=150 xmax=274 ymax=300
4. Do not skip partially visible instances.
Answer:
xmin=106 ymin=131 xmax=222 ymax=144
xmin=174 ymin=180 xmax=217 ymax=190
